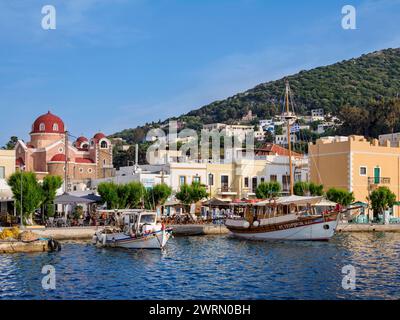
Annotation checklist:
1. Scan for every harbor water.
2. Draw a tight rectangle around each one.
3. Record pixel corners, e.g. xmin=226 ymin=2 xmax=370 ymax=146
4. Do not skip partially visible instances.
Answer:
xmin=1 ymin=232 xmax=399 ymax=300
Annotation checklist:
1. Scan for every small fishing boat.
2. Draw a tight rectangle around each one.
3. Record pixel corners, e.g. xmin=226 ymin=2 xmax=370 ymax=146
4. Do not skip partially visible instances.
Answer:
xmin=92 ymin=210 xmax=173 ymax=250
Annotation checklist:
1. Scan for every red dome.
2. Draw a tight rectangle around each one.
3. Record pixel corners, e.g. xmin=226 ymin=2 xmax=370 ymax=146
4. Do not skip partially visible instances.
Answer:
xmin=75 ymin=158 xmax=94 ymax=164
xmin=50 ymin=154 xmax=66 ymax=162
xmin=31 ymin=111 xmax=65 ymax=134
xmin=93 ymin=133 xmax=106 ymax=141
xmin=75 ymin=136 xmax=89 ymax=148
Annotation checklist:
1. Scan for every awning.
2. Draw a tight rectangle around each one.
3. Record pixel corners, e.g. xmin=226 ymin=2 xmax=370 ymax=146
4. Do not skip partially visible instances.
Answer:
xmin=0 ymin=179 xmax=13 ymax=202
xmin=54 ymin=193 xmax=96 ymax=205
xmin=315 ymin=199 xmax=337 ymax=207
xmin=202 ymin=198 xmax=230 ymax=207
xmin=256 ymin=195 xmax=323 ymax=206
xmin=351 ymin=201 xmax=368 ymax=208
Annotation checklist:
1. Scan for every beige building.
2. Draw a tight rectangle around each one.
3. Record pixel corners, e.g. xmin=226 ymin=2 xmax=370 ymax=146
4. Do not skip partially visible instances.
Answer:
xmin=0 ymin=150 xmax=16 ymax=213
xmin=309 ymin=135 xmax=400 ymax=217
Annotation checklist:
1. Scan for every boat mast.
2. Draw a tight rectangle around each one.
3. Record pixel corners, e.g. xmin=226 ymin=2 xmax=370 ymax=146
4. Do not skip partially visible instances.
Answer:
xmin=285 ymin=80 xmax=294 ymax=196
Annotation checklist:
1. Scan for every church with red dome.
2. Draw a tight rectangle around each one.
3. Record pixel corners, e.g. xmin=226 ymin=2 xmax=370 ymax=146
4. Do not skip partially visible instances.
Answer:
xmin=15 ymin=111 xmax=114 ymax=186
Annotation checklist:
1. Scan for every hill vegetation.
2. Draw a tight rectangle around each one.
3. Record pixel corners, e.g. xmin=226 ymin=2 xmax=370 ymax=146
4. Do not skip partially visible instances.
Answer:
xmin=111 ymin=48 xmax=400 ymax=166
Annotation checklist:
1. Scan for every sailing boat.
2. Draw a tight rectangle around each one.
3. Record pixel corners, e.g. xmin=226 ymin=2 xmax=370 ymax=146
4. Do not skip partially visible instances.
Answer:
xmin=225 ymin=81 xmax=340 ymax=241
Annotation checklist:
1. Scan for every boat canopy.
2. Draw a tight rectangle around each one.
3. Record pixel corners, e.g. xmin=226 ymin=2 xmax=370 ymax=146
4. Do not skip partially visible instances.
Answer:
xmin=314 ymin=199 xmax=337 ymax=207
xmin=256 ymin=195 xmax=324 ymax=206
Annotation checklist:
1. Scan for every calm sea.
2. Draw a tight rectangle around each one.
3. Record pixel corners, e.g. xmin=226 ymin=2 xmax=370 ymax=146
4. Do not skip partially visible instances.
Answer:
xmin=1 ymin=233 xmax=399 ymax=300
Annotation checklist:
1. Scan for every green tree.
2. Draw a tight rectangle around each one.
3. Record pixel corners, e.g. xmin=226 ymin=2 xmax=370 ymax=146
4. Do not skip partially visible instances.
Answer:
xmin=326 ymin=188 xmax=355 ymax=206
xmin=309 ymin=182 xmax=324 ymax=196
xmin=41 ymin=175 xmax=63 ymax=218
xmin=2 ymin=136 xmax=19 ymax=150
xmin=126 ymin=182 xmax=145 ymax=208
xmin=176 ymin=182 xmax=208 ymax=212
xmin=97 ymin=182 xmax=120 ymax=209
xmin=8 ymin=172 xmax=43 ymax=224
xmin=145 ymin=183 xmax=172 ymax=210
xmin=369 ymin=186 xmax=396 ymax=219
xmin=255 ymin=182 xmax=282 ymax=199
xmin=293 ymin=181 xmax=309 ymax=196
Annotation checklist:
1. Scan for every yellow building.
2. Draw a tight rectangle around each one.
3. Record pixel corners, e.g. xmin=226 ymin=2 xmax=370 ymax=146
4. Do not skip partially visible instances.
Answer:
xmin=0 ymin=150 xmax=16 ymax=180
xmin=309 ymin=135 xmax=400 ymax=217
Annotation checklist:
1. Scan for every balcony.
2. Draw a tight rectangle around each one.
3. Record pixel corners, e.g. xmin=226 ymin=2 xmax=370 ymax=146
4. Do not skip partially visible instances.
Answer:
xmin=368 ymin=177 xmax=391 ymax=185
xmin=218 ymin=185 xmax=238 ymax=196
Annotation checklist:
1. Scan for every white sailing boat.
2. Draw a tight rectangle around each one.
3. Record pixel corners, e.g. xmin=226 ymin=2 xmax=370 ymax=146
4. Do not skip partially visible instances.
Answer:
xmin=92 ymin=210 xmax=173 ymax=249
xmin=225 ymin=81 xmax=341 ymax=241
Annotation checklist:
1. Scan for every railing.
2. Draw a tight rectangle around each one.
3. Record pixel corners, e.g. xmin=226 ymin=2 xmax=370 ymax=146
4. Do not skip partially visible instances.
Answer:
xmin=368 ymin=177 xmax=391 ymax=185
xmin=218 ymin=186 xmax=237 ymax=194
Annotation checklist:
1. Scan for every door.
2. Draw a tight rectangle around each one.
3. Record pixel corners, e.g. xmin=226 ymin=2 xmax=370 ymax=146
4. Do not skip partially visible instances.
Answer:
xmin=374 ymin=167 xmax=381 ymax=184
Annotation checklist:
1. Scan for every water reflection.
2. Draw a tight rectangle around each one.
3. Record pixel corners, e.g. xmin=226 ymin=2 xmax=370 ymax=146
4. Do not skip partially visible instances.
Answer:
xmin=0 ymin=233 xmax=399 ymax=300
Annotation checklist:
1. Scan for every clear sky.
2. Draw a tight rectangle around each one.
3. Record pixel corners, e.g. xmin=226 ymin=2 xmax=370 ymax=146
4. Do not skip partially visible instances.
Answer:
xmin=0 ymin=0 xmax=399 ymax=145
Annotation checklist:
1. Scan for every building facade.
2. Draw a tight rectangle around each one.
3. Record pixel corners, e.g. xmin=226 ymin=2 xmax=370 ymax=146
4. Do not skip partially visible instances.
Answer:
xmin=0 ymin=150 xmax=16 ymax=213
xmin=15 ymin=111 xmax=114 ymax=188
xmin=309 ymin=135 xmax=400 ymax=217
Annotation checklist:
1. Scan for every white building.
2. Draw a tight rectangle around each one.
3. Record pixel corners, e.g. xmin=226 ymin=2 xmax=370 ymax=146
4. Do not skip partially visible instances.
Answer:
xmin=379 ymin=132 xmax=400 ymax=147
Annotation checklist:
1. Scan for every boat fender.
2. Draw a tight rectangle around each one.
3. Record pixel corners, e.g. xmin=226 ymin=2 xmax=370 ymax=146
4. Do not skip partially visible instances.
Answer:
xmin=102 ymin=234 xmax=107 ymax=245
xmin=253 ymin=221 xmax=260 ymax=227
xmin=47 ymin=239 xmax=61 ymax=252
xmin=48 ymin=239 xmax=55 ymax=251
xmin=92 ymin=235 xmax=98 ymax=245
xmin=243 ymin=221 xmax=250 ymax=228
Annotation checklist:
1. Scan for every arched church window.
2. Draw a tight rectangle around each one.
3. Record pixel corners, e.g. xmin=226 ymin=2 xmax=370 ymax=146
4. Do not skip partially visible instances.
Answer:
xmin=39 ymin=123 xmax=45 ymax=131
xmin=100 ymin=141 xmax=108 ymax=149
xmin=53 ymin=123 xmax=59 ymax=131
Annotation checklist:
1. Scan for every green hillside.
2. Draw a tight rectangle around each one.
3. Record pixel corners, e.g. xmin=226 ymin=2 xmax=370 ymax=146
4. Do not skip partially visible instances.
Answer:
xmin=112 ymin=47 xmax=400 ymax=144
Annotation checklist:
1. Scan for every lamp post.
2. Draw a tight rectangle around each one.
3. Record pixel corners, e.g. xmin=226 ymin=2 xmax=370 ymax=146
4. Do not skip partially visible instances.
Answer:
xmin=208 ymin=173 xmax=213 ymax=199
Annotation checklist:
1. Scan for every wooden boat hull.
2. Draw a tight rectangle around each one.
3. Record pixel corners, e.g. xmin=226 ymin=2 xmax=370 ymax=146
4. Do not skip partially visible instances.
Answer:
xmin=226 ymin=213 xmax=339 ymax=241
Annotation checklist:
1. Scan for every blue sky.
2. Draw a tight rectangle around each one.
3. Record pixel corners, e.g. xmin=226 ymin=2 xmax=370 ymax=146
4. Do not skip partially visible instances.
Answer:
xmin=0 ymin=0 xmax=399 ymax=145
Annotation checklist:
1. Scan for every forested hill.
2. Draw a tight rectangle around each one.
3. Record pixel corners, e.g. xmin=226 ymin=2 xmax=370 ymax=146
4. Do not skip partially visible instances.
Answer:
xmin=112 ymin=48 xmax=400 ymax=144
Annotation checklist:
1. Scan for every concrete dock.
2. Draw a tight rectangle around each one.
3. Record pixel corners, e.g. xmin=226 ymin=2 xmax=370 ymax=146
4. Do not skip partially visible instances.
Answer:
xmin=30 ymin=224 xmax=229 ymax=240
xmin=0 ymin=240 xmax=48 ymax=253
xmin=337 ymin=223 xmax=400 ymax=233
xmin=5 ymin=223 xmax=398 ymax=243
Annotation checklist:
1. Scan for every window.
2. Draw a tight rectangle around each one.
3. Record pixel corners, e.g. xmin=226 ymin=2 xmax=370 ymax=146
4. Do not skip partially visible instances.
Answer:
xmin=0 ymin=166 xmax=5 ymax=179
xmin=193 ymin=175 xmax=201 ymax=183
xmin=53 ymin=123 xmax=59 ymax=131
xmin=88 ymin=168 xmax=93 ymax=174
xmin=270 ymin=175 xmax=277 ymax=182
xmin=260 ymin=177 xmax=265 ymax=183
xmin=252 ymin=177 xmax=258 ymax=192
xmin=39 ymin=123 xmax=45 ymax=131
xmin=282 ymin=175 xmax=290 ymax=192
xmin=244 ymin=177 xmax=249 ymax=188
xmin=179 ymin=176 xmax=186 ymax=186
xmin=360 ymin=166 xmax=367 ymax=176
xmin=79 ymin=168 xmax=84 ymax=173
xmin=221 ymin=175 xmax=229 ymax=191
xmin=100 ymin=141 xmax=108 ymax=149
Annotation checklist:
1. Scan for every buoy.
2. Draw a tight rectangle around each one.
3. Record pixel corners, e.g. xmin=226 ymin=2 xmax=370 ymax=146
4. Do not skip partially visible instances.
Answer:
xmin=253 ymin=221 xmax=260 ymax=227
xmin=243 ymin=221 xmax=250 ymax=228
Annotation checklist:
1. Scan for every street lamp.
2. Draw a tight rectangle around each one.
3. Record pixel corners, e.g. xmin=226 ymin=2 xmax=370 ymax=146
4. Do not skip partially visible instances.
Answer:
xmin=208 ymin=173 xmax=213 ymax=199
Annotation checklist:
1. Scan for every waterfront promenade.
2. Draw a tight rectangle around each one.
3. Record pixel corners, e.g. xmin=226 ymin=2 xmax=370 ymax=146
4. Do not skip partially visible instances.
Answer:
xmin=23 ymin=222 xmax=400 ymax=241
